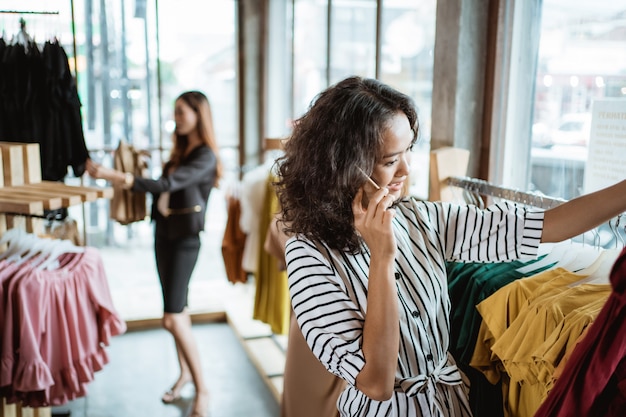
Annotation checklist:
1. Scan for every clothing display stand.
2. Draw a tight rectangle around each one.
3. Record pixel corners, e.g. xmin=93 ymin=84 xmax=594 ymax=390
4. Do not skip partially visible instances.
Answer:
xmin=0 ymin=142 xmax=112 ymax=417
xmin=444 ymin=175 xmax=566 ymax=209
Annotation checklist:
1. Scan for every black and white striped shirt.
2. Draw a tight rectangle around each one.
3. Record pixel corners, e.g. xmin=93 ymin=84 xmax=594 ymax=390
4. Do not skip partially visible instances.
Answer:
xmin=286 ymin=198 xmax=544 ymax=416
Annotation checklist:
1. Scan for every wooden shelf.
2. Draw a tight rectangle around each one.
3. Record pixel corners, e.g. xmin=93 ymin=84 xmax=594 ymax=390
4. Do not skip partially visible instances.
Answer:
xmin=0 ymin=198 xmax=44 ymax=214
xmin=20 ymin=181 xmax=111 ymax=202
xmin=0 ymin=142 xmax=113 ymax=216
xmin=0 ymin=182 xmax=112 ymax=215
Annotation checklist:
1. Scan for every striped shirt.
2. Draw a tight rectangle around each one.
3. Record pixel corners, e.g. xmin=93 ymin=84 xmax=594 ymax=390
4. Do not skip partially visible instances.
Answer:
xmin=286 ymin=198 xmax=544 ymax=416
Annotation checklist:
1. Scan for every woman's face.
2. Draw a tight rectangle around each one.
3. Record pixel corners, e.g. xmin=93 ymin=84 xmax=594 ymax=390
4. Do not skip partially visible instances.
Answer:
xmin=369 ymin=112 xmax=412 ymax=201
xmin=174 ymin=98 xmax=199 ymax=136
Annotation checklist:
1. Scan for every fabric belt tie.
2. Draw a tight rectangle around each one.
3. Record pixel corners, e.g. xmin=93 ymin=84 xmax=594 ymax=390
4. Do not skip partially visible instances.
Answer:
xmin=397 ymin=354 xmax=464 ymax=415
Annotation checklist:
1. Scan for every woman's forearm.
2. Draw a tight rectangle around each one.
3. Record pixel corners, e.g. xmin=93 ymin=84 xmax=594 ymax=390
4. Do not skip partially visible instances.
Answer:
xmin=356 ymin=255 xmax=399 ymax=401
xmin=542 ymin=179 xmax=626 ymax=242
xmin=86 ymin=159 xmax=134 ymax=189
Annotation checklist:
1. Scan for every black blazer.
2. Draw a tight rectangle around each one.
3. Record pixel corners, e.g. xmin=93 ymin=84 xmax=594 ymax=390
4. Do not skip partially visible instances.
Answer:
xmin=132 ymin=145 xmax=217 ymax=239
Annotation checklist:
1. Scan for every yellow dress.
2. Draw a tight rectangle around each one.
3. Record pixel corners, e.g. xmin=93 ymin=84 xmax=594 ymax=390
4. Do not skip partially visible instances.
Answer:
xmin=253 ymin=173 xmax=291 ymax=335
xmin=531 ymin=296 xmax=607 ymax=394
xmin=470 ymin=268 xmax=606 ymax=417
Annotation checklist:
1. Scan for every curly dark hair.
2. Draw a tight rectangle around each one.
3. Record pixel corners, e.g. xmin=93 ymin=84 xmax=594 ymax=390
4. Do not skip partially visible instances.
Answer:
xmin=275 ymin=76 xmax=419 ymax=253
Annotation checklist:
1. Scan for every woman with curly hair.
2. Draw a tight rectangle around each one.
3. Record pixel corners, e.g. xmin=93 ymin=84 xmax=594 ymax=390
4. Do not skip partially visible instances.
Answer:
xmin=274 ymin=76 xmax=626 ymax=416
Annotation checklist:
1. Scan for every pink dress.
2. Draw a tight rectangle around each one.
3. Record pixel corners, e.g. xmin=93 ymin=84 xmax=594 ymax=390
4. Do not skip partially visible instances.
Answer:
xmin=1 ymin=247 xmax=126 ymax=407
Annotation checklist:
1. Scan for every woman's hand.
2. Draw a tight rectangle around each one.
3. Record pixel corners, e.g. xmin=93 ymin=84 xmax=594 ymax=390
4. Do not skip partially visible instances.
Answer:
xmin=86 ymin=159 xmax=126 ymax=184
xmin=352 ymin=186 xmax=397 ymax=260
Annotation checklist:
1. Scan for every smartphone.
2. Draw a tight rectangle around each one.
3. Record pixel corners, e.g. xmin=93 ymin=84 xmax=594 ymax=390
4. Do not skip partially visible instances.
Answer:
xmin=357 ymin=167 xmax=380 ymax=190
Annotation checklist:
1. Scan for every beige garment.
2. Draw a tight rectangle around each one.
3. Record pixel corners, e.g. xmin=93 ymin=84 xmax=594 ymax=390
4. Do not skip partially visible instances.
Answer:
xmin=239 ymin=163 xmax=271 ymax=273
xmin=263 ymin=213 xmax=345 ymax=416
xmin=44 ymin=217 xmax=82 ymax=246
xmin=281 ymin=312 xmax=346 ymax=417
xmin=110 ymin=140 xmax=149 ymax=225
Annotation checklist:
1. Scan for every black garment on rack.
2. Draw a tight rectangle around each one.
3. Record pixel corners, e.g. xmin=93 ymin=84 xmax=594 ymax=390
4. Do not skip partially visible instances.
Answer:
xmin=0 ymin=38 xmax=88 ymax=181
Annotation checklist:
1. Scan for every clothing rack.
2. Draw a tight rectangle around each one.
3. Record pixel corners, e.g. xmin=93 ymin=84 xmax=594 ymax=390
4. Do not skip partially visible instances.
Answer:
xmin=428 ymin=146 xmax=566 ymax=210
xmin=1 ymin=211 xmax=64 ymax=220
xmin=446 ymin=175 xmax=566 ymax=209
xmin=0 ymin=11 xmax=60 ymax=15
xmin=0 ymin=5 xmax=77 ymax=82
xmin=0 ymin=143 xmax=111 ymax=417
xmin=1 ymin=6 xmax=81 ymax=417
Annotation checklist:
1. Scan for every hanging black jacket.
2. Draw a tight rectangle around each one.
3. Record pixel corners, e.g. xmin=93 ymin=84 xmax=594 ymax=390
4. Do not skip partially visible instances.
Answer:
xmin=0 ymin=37 xmax=89 ymax=182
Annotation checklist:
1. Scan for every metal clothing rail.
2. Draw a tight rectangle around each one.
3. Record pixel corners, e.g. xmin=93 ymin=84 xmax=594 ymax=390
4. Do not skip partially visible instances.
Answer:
xmin=446 ymin=175 xmax=567 ymax=209
xmin=0 ymin=10 xmax=60 ymax=15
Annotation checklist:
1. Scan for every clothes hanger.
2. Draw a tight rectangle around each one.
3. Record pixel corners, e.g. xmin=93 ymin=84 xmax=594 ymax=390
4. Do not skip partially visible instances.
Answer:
xmin=516 ymin=192 xmax=605 ymax=275
xmin=562 ymin=247 xmax=604 ymax=273
xmin=13 ymin=17 xmax=32 ymax=49
xmin=35 ymin=238 xmax=84 ymax=271
xmin=567 ymin=247 xmax=620 ymax=286
xmin=516 ymin=234 xmax=603 ymax=275
xmin=0 ymin=228 xmax=25 ymax=248
xmin=608 ymin=214 xmax=625 ymax=248
xmin=0 ymin=229 xmax=34 ymax=261
xmin=563 ymin=219 xmax=624 ymax=285
xmin=14 ymin=235 xmax=57 ymax=265
xmin=515 ymin=240 xmax=577 ymax=275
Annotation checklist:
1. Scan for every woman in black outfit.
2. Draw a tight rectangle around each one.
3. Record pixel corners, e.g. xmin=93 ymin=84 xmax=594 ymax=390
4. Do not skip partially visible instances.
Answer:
xmin=87 ymin=91 xmax=221 ymax=417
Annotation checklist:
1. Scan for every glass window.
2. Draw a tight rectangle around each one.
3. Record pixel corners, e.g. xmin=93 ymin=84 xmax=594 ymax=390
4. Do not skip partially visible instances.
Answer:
xmin=293 ymin=0 xmax=329 ymax=119
xmin=380 ymin=0 xmax=437 ymax=199
xmin=155 ymin=0 xmax=238 ymax=179
xmin=291 ymin=0 xmax=437 ymax=198
xmin=63 ymin=0 xmax=237 ymax=320
xmin=266 ymin=0 xmax=294 ymax=139
xmin=529 ymin=1 xmax=626 ymax=201
xmin=329 ymin=0 xmax=377 ymax=84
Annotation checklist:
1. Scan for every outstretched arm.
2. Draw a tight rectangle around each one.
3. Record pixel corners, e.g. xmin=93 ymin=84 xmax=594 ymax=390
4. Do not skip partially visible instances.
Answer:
xmin=542 ymin=179 xmax=626 ymax=243
xmin=86 ymin=159 xmax=132 ymax=188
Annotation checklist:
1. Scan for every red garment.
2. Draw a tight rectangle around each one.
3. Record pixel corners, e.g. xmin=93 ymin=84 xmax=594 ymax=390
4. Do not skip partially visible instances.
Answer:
xmin=534 ymin=247 xmax=626 ymax=417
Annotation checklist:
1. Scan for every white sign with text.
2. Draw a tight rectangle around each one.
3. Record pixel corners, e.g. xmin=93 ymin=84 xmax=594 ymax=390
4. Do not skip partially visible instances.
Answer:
xmin=583 ymin=99 xmax=626 ymax=194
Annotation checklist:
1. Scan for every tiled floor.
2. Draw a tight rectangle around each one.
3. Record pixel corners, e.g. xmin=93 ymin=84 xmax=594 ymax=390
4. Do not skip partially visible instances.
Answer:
xmin=40 ymin=192 xmax=290 ymax=417
xmin=50 ymin=322 xmax=280 ymax=417
xmin=44 ymin=264 xmax=289 ymax=417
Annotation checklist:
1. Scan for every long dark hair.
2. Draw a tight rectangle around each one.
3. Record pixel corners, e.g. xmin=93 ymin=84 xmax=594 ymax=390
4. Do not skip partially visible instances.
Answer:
xmin=168 ymin=91 xmax=223 ymax=184
xmin=275 ymin=76 xmax=419 ymax=253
